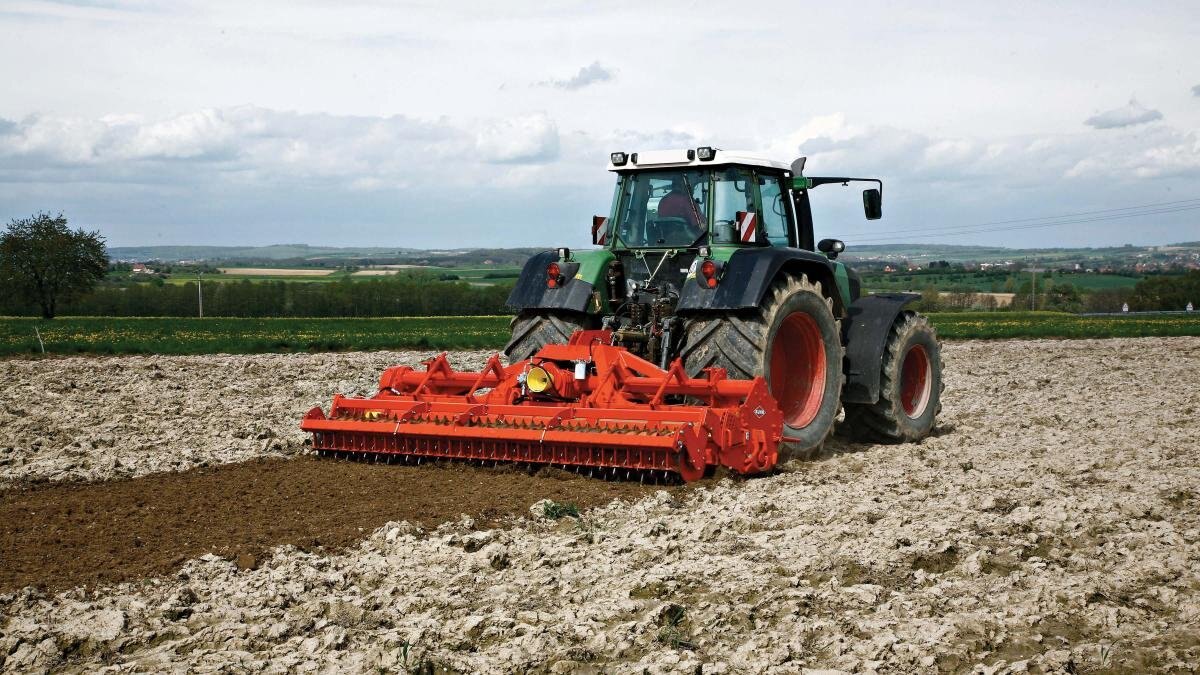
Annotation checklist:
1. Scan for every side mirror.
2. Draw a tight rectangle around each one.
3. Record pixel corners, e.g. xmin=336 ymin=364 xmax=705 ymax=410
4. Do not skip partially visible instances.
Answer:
xmin=592 ymin=215 xmax=609 ymax=245
xmin=817 ymin=238 xmax=845 ymax=259
xmin=863 ymin=188 xmax=882 ymax=220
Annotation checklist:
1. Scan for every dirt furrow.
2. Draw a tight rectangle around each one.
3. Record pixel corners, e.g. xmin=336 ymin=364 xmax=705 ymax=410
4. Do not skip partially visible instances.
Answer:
xmin=0 ymin=456 xmax=658 ymax=593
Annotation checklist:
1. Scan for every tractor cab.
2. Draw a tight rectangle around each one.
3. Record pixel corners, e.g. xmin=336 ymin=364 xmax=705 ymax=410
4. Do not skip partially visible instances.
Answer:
xmin=600 ymin=147 xmax=882 ymax=254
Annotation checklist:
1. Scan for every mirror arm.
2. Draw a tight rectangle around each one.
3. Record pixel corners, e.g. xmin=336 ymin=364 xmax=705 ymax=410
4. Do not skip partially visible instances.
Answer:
xmin=805 ymin=177 xmax=882 ymax=197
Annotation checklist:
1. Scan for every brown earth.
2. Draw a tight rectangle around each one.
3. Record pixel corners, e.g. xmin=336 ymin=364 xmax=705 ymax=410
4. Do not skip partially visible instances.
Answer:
xmin=0 ymin=456 xmax=660 ymax=594
xmin=1 ymin=338 xmax=1198 ymax=673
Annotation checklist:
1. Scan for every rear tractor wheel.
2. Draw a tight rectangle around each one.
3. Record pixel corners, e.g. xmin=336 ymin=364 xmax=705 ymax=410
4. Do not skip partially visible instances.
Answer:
xmin=680 ymin=274 xmax=845 ymax=461
xmin=842 ymin=313 xmax=943 ymax=443
xmin=504 ymin=311 xmax=590 ymax=362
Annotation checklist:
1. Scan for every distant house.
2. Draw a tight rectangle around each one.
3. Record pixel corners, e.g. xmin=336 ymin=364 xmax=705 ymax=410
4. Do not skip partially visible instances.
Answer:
xmin=131 ymin=263 xmax=154 ymax=274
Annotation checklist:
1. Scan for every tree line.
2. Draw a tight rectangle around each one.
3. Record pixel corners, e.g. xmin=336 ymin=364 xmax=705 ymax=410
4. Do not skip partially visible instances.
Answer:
xmin=912 ymin=271 xmax=1200 ymax=313
xmin=0 ymin=274 xmax=514 ymax=318
xmin=0 ymin=213 xmax=515 ymax=318
xmin=2 ymin=213 xmax=1195 ymax=318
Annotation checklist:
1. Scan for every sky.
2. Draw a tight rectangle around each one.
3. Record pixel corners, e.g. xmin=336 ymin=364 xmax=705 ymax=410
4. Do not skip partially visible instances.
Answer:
xmin=1 ymin=0 xmax=1198 ymax=249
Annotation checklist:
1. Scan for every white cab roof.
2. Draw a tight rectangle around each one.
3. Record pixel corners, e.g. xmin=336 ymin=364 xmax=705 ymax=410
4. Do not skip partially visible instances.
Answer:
xmin=607 ymin=148 xmax=791 ymax=172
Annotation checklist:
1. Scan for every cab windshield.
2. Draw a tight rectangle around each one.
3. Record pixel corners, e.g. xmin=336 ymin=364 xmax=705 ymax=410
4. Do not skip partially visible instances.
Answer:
xmin=610 ymin=168 xmax=762 ymax=248
xmin=611 ymin=169 xmax=709 ymax=248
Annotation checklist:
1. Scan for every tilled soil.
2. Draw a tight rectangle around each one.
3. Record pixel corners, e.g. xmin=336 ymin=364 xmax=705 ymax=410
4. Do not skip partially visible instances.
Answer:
xmin=0 ymin=456 xmax=660 ymax=594
xmin=0 ymin=349 xmax=495 ymax=487
xmin=1 ymin=337 xmax=1199 ymax=673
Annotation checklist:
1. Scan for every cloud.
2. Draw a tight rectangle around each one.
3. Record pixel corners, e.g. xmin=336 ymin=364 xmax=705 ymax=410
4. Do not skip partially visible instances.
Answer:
xmin=783 ymin=113 xmax=1200 ymax=187
xmin=0 ymin=107 xmax=567 ymax=187
xmin=1193 ymin=84 xmax=1200 ymax=97
xmin=539 ymin=61 xmax=613 ymax=91
xmin=474 ymin=113 xmax=559 ymax=163
xmin=1084 ymin=98 xmax=1163 ymax=129
xmin=2 ymin=106 xmax=1198 ymax=248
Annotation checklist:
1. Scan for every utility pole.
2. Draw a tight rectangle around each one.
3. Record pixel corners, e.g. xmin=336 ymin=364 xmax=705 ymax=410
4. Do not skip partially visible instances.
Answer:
xmin=1030 ymin=269 xmax=1036 ymax=311
xmin=198 ymin=271 xmax=204 ymax=318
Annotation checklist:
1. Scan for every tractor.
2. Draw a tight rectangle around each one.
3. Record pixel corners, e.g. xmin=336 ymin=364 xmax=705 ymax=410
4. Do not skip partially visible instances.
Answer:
xmin=301 ymin=148 xmax=943 ymax=481
xmin=504 ymin=147 xmax=943 ymax=457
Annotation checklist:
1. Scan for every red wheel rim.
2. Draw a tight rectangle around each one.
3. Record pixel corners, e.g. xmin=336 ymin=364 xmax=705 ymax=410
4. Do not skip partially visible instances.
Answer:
xmin=900 ymin=344 xmax=932 ymax=418
xmin=768 ymin=313 xmax=826 ymax=429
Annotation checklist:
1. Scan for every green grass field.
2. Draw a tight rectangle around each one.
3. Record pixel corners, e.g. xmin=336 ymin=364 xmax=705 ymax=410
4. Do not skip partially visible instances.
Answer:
xmin=0 ymin=317 xmax=512 ymax=356
xmin=862 ymin=271 xmax=1144 ymax=293
xmin=927 ymin=311 xmax=1200 ymax=339
xmin=2 ymin=312 xmax=1199 ymax=357
xmin=158 ymin=266 xmax=523 ymax=286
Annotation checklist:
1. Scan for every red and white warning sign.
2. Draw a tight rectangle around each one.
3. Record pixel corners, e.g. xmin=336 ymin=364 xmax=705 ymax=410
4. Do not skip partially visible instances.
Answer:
xmin=736 ymin=211 xmax=757 ymax=243
xmin=592 ymin=215 xmax=608 ymax=245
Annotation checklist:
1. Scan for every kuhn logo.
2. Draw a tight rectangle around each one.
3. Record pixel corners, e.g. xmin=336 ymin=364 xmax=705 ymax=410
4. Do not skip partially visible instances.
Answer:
xmin=753 ymin=406 xmax=766 ymax=418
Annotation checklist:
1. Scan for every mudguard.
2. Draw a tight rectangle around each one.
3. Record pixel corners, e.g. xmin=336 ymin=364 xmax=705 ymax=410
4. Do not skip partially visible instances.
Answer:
xmin=506 ymin=249 xmax=611 ymax=314
xmin=841 ymin=293 xmax=919 ymax=404
xmin=677 ymin=248 xmax=846 ymax=313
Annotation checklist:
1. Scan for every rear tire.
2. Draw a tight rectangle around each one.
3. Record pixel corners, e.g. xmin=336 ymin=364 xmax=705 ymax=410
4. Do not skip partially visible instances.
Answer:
xmin=504 ymin=311 xmax=589 ymax=362
xmin=841 ymin=313 xmax=943 ymax=443
xmin=680 ymin=274 xmax=844 ymax=461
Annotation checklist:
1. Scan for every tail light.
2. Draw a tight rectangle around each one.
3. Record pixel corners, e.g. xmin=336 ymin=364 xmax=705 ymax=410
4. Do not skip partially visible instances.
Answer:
xmin=547 ymin=262 xmax=564 ymax=288
xmin=699 ymin=259 xmax=721 ymax=289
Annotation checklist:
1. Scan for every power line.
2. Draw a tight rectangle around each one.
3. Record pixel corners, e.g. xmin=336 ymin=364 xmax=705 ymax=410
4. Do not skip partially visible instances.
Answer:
xmin=839 ymin=197 xmax=1200 ymax=240
xmin=846 ymin=203 xmax=1200 ymax=245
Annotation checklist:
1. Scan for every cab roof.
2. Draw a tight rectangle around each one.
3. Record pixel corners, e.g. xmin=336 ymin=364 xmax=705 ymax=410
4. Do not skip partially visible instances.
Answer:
xmin=607 ymin=148 xmax=792 ymax=173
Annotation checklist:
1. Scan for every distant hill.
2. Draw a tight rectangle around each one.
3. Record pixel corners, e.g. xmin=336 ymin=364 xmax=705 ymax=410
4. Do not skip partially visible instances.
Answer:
xmin=107 ymin=242 xmax=1199 ymax=268
xmin=842 ymin=242 xmax=1200 ymax=264
xmin=107 ymin=244 xmax=424 ymax=261
xmin=106 ymin=244 xmax=549 ymax=268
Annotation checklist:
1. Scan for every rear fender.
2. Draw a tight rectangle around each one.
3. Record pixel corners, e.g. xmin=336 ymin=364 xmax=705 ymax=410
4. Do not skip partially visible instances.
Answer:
xmin=506 ymin=249 xmax=613 ymax=314
xmin=677 ymin=248 xmax=847 ymax=315
xmin=842 ymin=293 xmax=919 ymax=404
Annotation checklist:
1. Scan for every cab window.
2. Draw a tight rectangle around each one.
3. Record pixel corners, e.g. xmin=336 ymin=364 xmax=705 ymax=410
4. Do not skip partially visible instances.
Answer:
xmin=710 ymin=168 xmax=756 ymax=244
xmin=613 ymin=169 xmax=708 ymax=247
xmin=757 ymin=174 xmax=791 ymax=246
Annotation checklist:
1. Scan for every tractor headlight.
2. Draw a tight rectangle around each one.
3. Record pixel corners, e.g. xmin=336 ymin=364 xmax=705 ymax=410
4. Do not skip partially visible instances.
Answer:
xmin=610 ymin=151 xmax=628 ymax=166
xmin=696 ymin=146 xmax=716 ymax=161
xmin=526 ymin=365 xmax=553 ymax=393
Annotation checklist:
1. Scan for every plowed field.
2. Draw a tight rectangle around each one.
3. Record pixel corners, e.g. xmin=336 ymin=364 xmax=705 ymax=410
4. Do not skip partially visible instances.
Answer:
xmin=1 ymin=338 xmax=1198 ymax=673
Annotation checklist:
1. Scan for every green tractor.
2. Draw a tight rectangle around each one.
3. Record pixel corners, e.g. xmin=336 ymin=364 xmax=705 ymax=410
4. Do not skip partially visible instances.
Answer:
xmin=505 ymin=147 xmax=943 ymax=458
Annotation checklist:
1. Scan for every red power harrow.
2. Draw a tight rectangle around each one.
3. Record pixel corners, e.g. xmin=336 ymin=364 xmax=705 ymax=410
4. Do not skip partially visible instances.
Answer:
xmin=301 ymin=330 xmax=784 ymax=482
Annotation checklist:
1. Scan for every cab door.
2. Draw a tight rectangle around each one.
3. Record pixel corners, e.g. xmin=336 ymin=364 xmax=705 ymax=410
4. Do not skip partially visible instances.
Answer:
xmin=755 ymin=172 xmax=794 ymax=247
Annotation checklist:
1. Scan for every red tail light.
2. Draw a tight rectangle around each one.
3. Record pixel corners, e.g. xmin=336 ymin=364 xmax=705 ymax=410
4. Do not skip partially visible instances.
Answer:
xmin=700 ymin=259 xmax=718 ymax=288
xmin=547 ymin=262 xmax=563 ymax=288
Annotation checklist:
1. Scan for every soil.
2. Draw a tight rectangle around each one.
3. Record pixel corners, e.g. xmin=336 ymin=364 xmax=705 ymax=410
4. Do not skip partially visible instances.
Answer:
xmin=1 ymin=337 xmax=1199 ymax=673
xmin=0 ymin=349 xmax=496 ymax=487
xmin=0 ymin=456 xmax=659 ymax=594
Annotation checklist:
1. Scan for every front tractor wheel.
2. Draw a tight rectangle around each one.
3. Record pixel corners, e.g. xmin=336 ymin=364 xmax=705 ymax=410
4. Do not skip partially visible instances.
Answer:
xmin=680 ymin=274 xmax=845 ymax=461
xmin=842 ymin=313 xmax=943 ymax=443
xmin=504 ymin=311 xmax=590 ymax=362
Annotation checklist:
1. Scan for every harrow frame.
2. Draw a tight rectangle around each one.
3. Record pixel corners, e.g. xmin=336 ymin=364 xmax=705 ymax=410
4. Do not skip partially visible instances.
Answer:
xmin=301 ymin=330 xmax=784 ymax=481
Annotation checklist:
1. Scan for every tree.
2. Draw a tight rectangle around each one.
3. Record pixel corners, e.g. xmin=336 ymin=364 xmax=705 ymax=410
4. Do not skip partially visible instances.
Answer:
xmin=0 ymin=212 xmax=109 ymax=319
xmin=1130 ymin=271 xmax=1200 ymax=311
xmin=1043 ymin=280 xmax=1082 ymax=313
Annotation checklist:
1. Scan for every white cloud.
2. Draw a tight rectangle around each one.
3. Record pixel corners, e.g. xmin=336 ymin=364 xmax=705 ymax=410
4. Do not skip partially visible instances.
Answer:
xmin=1193 ymin=84 xmax=1200 ymax=97
xmin=777 ymin=114 xmax=1200 ymax=196
xmin=1084 ymin=98 xmax=1163 ymax=129
xmin=538 ymin=62 xmax=614 ymax=91
xmin=1 ymin=106 xmax=1198 ymax=248
xmin=474 ymin=113 xmax=559 ymax=164
xmin=0 ymin=107 xmax=570 ymax=186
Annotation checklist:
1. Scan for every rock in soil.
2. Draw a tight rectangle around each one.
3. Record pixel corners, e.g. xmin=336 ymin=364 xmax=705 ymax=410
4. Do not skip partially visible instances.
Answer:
xmin=0 ymin=337 xmax=1198 ymax=673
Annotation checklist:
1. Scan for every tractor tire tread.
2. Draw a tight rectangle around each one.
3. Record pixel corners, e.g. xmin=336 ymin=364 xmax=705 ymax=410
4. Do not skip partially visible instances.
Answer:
xmin=504 ymin=311 xmax=588 ymax=362
xmin=680 ymin=274 xmax=844 ymax=461
xmin=841 ymin=312 xmax=944 ymax=443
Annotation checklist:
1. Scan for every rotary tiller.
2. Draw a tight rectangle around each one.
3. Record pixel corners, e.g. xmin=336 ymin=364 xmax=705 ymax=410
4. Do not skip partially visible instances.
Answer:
xmin=300 ymin=330 xmax=783 ymax=482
